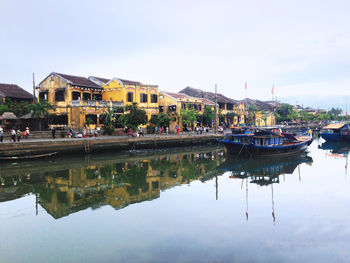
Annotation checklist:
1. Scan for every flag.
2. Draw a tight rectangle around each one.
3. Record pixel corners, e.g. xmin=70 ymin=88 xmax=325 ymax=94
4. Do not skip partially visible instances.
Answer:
xmin=245 ymin=81 xmax=247 ymax=90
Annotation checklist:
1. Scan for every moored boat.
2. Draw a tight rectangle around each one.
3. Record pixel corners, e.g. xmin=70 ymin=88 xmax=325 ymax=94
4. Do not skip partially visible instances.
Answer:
xmin=319 ymin=123 xmax=350 ymax=141
xmin=220 ymin=127 xmax=312 ymax=157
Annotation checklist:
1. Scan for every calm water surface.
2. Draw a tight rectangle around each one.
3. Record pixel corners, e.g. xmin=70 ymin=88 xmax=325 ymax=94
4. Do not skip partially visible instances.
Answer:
xmin=0 ymin=140 xmax=350 ymax=263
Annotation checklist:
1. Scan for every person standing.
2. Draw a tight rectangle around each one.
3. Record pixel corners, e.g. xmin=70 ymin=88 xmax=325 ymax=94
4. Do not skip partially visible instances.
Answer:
xmin=11 ymin=128 xmax=16 ymax=142
xmin=25 ymin=127 xmax=30 ymax=139
xmin=0 ymin=126 xmax=3 ymax=142
xmin=51 ymin=126 xmax=56 ymax=139
xmin=16 ymin=129 xmax=22 ymax=142
xmin=176 ymin=125 xmax=180 ymax=135
xmin=166 ymin=126 xmax=169 ymax=136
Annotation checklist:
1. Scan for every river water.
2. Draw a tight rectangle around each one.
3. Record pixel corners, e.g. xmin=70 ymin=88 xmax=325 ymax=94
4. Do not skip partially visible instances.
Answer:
xmin=0 ymin=139 xmax=350 ymax=263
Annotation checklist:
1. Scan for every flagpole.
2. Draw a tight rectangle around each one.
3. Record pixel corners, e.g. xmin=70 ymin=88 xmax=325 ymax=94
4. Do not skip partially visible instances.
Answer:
xmin=214 ymin=84 xmax=217 ymax=135
xmin=245 ymin=81 xmax=247 ymax=98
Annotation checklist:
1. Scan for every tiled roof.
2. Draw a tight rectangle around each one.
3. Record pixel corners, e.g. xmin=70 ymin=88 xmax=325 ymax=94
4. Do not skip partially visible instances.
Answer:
xmin=118 ymin=78 xmax=158 ymax=88
xmin=201 ymin=98 xmax=215 ymax=105
xmin=0 ymin=83 xmax=33 ymax=99
xmin=93 ymin=77 xmax=111 ymax=84
xmin=165 ymin=92 xmax=190 ymax=99
xmin=180 ymin=86 xmax=238 ymax=104
xmin=54 ymin=73 xmax=101 ymax=88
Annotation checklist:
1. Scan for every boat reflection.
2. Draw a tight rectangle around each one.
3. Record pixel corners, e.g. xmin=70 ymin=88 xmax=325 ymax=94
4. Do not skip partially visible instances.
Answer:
xmin=318 ymin=141 xmax=350 ymax=157
xmin=221 ymin=153 xmax=313 ymax=223
xmin=0 ymin=147 xmax=225 ymax=219
xmin=318 ymin=141 xmax=350 ymax=174
xmin=221 ymin=153 xmax=313 ymax=184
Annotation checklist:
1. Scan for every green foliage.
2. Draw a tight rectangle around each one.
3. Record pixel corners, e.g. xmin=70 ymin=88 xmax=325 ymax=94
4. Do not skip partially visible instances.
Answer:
xmin=84 ymin=117 xmax=94 ymax=129
xmin=275 ymin=103 xmax=294 ymax=122
xmin=247 ymin=104 xmax=259 ymax=124
xmin=180 ymin=108 xmax=197 ymax=127
xmin=119 ymin=103 xmax=147 ymax=131
xmin=102 ymin=107 xmax=117 ymax=135
xmin=150 ymin=113 xmax=172 ymax=128
xmin=27 ymin=100 xmax=53 ymax=119
xmin=328 ymin=107 xmax=343 ymax=120
xmin=27 ymin=100 xmax=54 ymax=130
xmin=0 ymin=104 xmax=9 ymax=115
xmin=202 ymin=107 xmax=215 ymax=126
xmin=2 ymin=99 xmax=31 ymax=117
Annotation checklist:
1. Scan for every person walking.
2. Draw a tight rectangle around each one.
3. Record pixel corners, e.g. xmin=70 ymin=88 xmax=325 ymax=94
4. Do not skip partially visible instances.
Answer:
xmin=0 ymin=126 xmax=3 ymax=142
xmin=16 ymin=129 xmax=22 ymax=142
xmin=154 ymin=126 xmax=158 ymax=135
xmin=166 ymin=126 xmax=169 ymax=136
xmin=11 ymin=128 xmax=16 ymax=142
xmin=176 ymin=125 xmax=180 ymax=135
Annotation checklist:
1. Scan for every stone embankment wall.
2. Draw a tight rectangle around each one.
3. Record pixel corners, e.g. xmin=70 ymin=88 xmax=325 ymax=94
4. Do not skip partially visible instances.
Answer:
xmin=0 ymin=134 xmax=224 ymax=157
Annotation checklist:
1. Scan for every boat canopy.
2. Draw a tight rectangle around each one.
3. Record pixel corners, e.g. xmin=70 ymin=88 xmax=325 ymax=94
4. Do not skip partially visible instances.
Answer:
xmin=323 ymin=123 xmax=345 ymax=129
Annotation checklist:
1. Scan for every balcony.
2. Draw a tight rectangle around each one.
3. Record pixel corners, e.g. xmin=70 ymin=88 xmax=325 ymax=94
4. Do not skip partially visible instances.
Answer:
xmin=112 ymin=101 xmax=123 ymax=108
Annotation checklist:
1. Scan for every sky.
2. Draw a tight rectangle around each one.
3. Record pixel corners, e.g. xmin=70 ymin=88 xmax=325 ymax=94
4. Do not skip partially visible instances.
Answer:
xmin=1 ymin=0 xmax=350 ymax=107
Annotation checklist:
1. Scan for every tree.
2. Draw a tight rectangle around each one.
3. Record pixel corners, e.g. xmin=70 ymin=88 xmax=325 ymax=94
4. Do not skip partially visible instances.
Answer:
xmin=119 ymin=103 xmax=147 ymax=131
xmin=27 ymin=100 xmax=53 ymax=130
xmin=102 ymin=107 xmax=117 ymax=135
xmin=328 ymin=107 xmax=343 ymax=121
xmin=247 ymin=104 xmax=259 ymax=125
xmin=180 ymin=108 xmax=197 ymax=129
xmin=202 ymin=107 xmax=215 ymax=126
xmin=275 ymin=103 xmax=294 ymax=122
xmin=149 ymin=113 xmax=172 ymax=128
xmin=2 ymin=99 xmax=30 ymax=117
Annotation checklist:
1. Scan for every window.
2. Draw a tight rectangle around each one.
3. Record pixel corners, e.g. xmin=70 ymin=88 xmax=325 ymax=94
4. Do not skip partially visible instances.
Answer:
xmin=83 ymin=92 xmax=91 ymax=101
xmin=72 ymin=91 xmax=81 ymax=100
xmin=39 ymin=91 xmax=48 ymax=100
xmin=159 ymin=106 xmax=164 ymax=113
xmin=85 ymin=114 xmax=97 ymax=124
xmin=151 ymin=94 xmax=158 ymax=103
xmin=140 ymin=93 xmax=148 ymax=103
xmin=93 ymin=93 xmax=102 ymax=101
xmin=198 ymin=105 xmax=202 ymax=111
xmin=168 ymin=105 xmax=176 ymax=112
xmin=55 ymin=89 xmax=65 ymax=102
xmin=127 ymin=92 xmax=133 ymax=102
xmin=182 ymin=103 xmax=186 ymax=109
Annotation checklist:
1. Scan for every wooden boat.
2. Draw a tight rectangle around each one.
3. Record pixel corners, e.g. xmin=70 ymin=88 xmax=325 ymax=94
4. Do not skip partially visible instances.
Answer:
xmin=0 ymin=152 xmax=58 ymax=161
xmin=319 ymin=123 xmax=350 ymax=141
xmin=220 ymin=127 xmax=312 ymax=157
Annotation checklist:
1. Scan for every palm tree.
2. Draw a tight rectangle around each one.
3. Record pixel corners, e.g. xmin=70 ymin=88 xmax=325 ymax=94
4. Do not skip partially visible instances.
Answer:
xmin=27 ymin=101 xmax=53 ymax=130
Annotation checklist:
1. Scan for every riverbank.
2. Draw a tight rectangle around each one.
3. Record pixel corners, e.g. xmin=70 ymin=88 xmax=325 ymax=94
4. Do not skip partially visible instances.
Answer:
xmin=0 ymin=133 xmax=224 ymax=157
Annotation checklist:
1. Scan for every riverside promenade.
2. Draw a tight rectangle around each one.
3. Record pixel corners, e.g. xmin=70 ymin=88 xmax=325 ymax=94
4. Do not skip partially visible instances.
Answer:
xmin=0 ymin=132 xmax=225 ymax=157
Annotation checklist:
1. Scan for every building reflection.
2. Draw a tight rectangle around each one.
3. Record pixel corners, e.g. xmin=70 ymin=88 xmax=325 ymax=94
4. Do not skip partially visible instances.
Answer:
xmin=0 ymin=147 xmax=225 ymax=219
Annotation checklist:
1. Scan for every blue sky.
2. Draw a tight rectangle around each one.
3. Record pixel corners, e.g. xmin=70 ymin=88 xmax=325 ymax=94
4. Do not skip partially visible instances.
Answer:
xmin=1 ymin=0 xmax=350 ymax=104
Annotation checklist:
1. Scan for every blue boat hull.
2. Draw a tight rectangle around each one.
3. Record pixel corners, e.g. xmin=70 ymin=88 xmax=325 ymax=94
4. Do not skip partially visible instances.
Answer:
xmin=320 ymin=132 xmax=350 ymax=141
xmin=220 ymin=139 xmax=309 ymax=157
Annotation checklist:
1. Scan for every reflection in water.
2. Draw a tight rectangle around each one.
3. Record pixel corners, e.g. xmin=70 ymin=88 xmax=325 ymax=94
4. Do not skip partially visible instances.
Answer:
xmin=221 ymin=153 xmax=313 ymax=223
xmin=319 ymin=140 xmax=350 ymax=174
xmin=0 ymin=147 xmax=226 ymax=219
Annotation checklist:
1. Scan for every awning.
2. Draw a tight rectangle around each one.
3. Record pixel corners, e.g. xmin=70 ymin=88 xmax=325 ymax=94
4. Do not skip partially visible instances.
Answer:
xmin=323 ymin=123 xmax=345 ymax=129
xmin=0 ymin=112 xmax=18 ymax=120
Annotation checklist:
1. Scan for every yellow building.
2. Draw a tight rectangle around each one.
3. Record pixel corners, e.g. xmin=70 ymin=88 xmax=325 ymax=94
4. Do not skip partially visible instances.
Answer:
xmin=38 ymin=72 xmax=121 ymax=129
xmin=89 ymin=76 xmax=159 ymax=123
xmin=158 ymin=91 xmax=214 ymax=130
xmin=255 ymin=111 xmax=276 ymax=127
